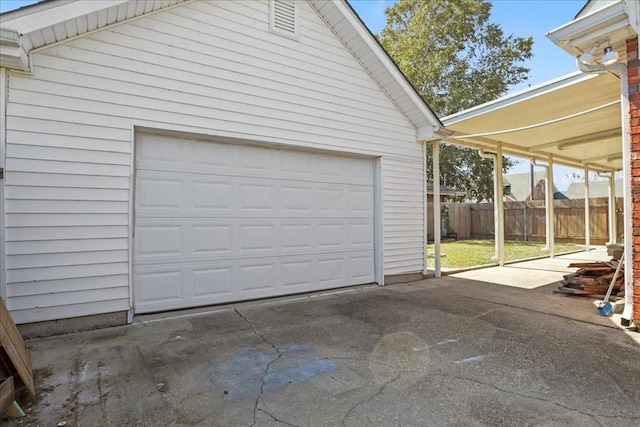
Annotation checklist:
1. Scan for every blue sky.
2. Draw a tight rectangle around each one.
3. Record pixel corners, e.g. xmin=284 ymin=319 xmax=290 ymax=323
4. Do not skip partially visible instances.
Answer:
xmin=1 ymin=0 xmax=591 ymax=189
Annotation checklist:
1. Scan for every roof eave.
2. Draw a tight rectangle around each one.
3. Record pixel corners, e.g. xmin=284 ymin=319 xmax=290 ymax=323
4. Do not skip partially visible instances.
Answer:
xmin=441 ymin=72 xmax=592 ymax=126
xmin=546 ymin=0 xmax=636 ymax=59
xmin=0 ymin=28 xmax=29 ymax=71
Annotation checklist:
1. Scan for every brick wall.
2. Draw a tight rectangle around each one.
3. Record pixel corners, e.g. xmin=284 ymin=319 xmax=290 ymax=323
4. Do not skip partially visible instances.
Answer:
xmin=628 ymin=36 xmax=640 ymax=324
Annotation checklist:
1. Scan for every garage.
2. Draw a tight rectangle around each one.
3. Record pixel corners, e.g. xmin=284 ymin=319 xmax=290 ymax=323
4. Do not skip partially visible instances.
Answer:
xmin=133 ymin=133 xmax=377 ymax=313
xmin=1 ymin=0 xmax=443 ymax=329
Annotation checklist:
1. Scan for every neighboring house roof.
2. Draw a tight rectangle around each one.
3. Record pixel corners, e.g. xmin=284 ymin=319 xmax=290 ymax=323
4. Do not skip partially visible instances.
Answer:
xmin=0 ymin=0 xmax=443 ymax=139
xmin=426 ymin=183 xmax=464 ymax=197
xmin=562 ymin=179 xmax=623 ymax=199
xmin=502 ymin=171 xmax=547 ymax=201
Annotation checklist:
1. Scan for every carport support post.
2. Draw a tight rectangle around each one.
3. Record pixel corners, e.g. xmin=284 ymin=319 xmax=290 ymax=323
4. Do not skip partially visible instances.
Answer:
xmin=583 ymin=165 xmax=590 ymax=251
xmin=496 ymin=145 xmax=505 ymax=266
xmin=607 ymin=171 xmax=617 ymax=244
xmin=547 ymin=156 xmax=555 ymax=258
xmin=433 ymin=141 xmax=441 ymax=277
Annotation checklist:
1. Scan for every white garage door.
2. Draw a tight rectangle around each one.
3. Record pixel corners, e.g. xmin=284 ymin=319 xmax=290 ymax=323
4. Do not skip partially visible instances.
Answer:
xmin=133 ymin=133 xmax=375 ymax=313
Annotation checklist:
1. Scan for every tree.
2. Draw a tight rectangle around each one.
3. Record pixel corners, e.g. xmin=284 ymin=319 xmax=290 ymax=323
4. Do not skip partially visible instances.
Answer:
xmin=378 ymin=0 xmax=533 ymax=201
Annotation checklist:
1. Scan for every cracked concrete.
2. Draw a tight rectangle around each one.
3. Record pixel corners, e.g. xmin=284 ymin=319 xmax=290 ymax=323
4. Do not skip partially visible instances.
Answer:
xmin=4 ymin=276 xmax=640 ymax=426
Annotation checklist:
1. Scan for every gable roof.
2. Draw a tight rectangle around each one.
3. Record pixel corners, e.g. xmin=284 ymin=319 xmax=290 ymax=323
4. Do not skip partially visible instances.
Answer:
xmin=563 ymin=179 xmax=623 ymax=199
xmin=0 ymin=0 xmax=443 ymax=139
xmin=503 ymin=171 xmax=548 ymax=201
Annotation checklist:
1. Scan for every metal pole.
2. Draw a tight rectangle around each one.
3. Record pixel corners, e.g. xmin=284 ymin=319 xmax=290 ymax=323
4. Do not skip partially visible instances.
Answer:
xmin=584 ymin=165 xmax=590 ymax=251
xmin=423 ymin=141 xmax=429 ymax=276
xmin=548 ymin=155 xmax=555 ymax=258
xmin=496 ymin=145 xmax=505 ymax=266
xmin=479 ymin=150 xmax=499 ymax=261
xmin=433 ymin=141 xmax=441 ymax=278
xmin=609 ymin=171 xmax=617 ymax=244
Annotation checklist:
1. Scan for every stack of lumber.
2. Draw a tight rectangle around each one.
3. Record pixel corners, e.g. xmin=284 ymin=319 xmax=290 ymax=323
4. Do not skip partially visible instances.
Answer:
xmin=555 ymin=260 xmax=624 ymax=296
xmin=1 ymin=298 xmax=34 ymax=418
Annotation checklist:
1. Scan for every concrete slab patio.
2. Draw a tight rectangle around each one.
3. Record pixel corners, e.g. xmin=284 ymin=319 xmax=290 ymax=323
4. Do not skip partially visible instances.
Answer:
xmin=5 ymin=271 xmax=640 ymax=427
xmin=448 ymin=247 xmax=611 ymax=289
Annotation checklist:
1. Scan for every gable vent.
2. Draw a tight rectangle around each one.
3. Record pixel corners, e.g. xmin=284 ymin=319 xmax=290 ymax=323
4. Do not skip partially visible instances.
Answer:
xmin=270 ymin=0 xmax=298 ymax=39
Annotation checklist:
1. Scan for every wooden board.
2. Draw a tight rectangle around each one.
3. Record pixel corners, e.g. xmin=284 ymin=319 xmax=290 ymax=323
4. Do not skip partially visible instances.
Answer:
xmin=0 ymin=299 xmax=34 ymax=396
xmin=0 ymin=377 xmax=16 ymax=413
xmin=554 ymin=287 xmax=593 ymax=295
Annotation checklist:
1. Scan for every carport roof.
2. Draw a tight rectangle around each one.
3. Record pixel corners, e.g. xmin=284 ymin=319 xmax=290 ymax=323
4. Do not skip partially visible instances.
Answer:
xmin=441 ymin=71 xmax=622 ymax=172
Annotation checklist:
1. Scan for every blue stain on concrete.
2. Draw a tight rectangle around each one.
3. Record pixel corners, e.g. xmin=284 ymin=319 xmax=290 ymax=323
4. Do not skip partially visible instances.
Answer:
xmin=263 ymin=358 xmax=338 ymax=389
xmin=207 ymin=344 xmax=338 ymax=398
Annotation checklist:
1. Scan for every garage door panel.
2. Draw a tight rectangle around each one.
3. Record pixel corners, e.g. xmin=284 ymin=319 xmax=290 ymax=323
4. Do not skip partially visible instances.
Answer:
xmin=349 ymin=221 xmax=374 ymax=246
xmin=192 ymin=267 xmax=233 ymax=299
xmin=281 ymin=223 xmax=313 ymax=250
xmin=317 ymin=187 xmax=346 ymax=213
xmin=238 ymin=144 xmax=276 ymax=172
xmin=192 ymin=138 xmax=234 ymax=169
xmin=135 ymin=270 xmax=185 ymax=307
xmin=348 ymin=188 xmax=374 ymax=214
xmin=192 ymin=180 xmax=234 ymax=210
xmin=350 ymin=254 xmax=376 ymax=282
xmin=134 ymin=218 xmax=373 ymax=265
xmin=318 ymin=257 xmax=348 ymax=287
xmin=136 ymin=133 xmax=187 ymax=169
xmin=238 ymin=224 xmax=277 ymax=254
xmin=317 ymin=222 xmax=347 ymax=249
xmin=281 ymin=150 xmax=314 ymax=176
xmin=281 ymin=259 xmax=315 ymax=289
xmin=192 ymin=225 xmax=233 ymax=255
xmin=281 ymin=185 xmax=314 ymax=212
xmin=136 ymin=177 xmax=184 ymax=210
xmin=239 ymin=183 xmax=276 ymax=212
xmin=347 ymin=157 xmax=375 ymax=181
xmin=134 ymin=134 xmax=375 ymax=313
xmin=238 ymin=263 xmax=277 ymax=294
xmin=135 ymin=225 xmax=184 ymax=257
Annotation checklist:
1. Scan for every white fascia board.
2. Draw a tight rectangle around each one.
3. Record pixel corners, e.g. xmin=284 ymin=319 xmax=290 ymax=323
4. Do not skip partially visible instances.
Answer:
xmin=442 ymin=71 xmax=593 ymax=125
xmin=628 ymin=0 xmax=639 ymax=35
xmin=546 ymin=0 xmax=629 ymax=47
xmin=330 ymin=0 xmax=442 ymax=129
xmin=0 ymin=0 xmax=129 ymax=35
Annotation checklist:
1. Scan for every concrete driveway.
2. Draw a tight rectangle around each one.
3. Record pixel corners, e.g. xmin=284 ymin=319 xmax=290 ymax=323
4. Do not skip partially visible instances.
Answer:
xmin=6 ymin=276 xmax=640 ymax=427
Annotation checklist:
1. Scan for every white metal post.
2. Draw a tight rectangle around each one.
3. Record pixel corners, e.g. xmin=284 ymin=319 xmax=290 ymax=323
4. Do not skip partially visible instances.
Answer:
xmin=496 ymin=145 xmax=505 ymax=266
xmin=433 ymin=141 xmax=441 ymax=278
xmin=547 ymin=156 xmax=555 ymax=258
xmin=584 ymin=165 xmax=590 ymax=251
xmin=608 ymin=171 xmax=617 ymax=244
xmin=422 ymin=142 xmax=428 ymax=276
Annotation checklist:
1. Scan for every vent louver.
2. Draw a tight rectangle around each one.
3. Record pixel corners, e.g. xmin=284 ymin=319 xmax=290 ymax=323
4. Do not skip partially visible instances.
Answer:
xmin=271 ymin=0 xmax=298 ymax=39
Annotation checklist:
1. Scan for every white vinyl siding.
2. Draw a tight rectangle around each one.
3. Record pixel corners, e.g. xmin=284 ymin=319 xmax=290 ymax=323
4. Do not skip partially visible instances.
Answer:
xmin=3 ymin=0 xmax=424 ymax=323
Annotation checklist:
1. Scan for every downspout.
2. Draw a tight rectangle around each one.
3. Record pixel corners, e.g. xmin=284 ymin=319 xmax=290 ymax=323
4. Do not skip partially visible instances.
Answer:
xmin=0 ymin=68 xmax=6 ymax=302
xmin=478 ymin=149 xmax=504 ymax=265
xmin=597 ymin=171 xmax=617 ymax=245
xmin=577 ymin=59 xmax=633 ymax=326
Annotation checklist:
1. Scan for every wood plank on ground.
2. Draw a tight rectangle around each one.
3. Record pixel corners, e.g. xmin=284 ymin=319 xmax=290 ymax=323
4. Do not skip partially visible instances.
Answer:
xmin=0 ymin=299 xmax=34 ymax=396
xmin=0 ymin=376 xmax=16 ymax=414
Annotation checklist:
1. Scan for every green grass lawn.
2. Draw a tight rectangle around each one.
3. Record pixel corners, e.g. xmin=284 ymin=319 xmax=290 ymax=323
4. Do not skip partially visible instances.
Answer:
xmin=426 ymin=239 xmax=582 ymax=269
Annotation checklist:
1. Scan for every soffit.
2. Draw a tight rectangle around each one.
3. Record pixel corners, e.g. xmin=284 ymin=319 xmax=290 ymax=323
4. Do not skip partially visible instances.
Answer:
xmin=442 ymin=72 xmax=622 ymax=172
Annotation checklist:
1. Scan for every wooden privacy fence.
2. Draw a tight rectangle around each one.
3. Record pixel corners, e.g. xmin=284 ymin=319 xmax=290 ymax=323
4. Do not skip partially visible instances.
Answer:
xmin=427 ymin=197 xmax=623 ymax=244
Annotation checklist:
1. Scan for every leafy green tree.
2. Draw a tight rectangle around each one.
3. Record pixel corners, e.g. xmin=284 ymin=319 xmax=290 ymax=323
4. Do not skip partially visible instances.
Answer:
xmin=378 ymin=0 xmax=533 ymax=201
